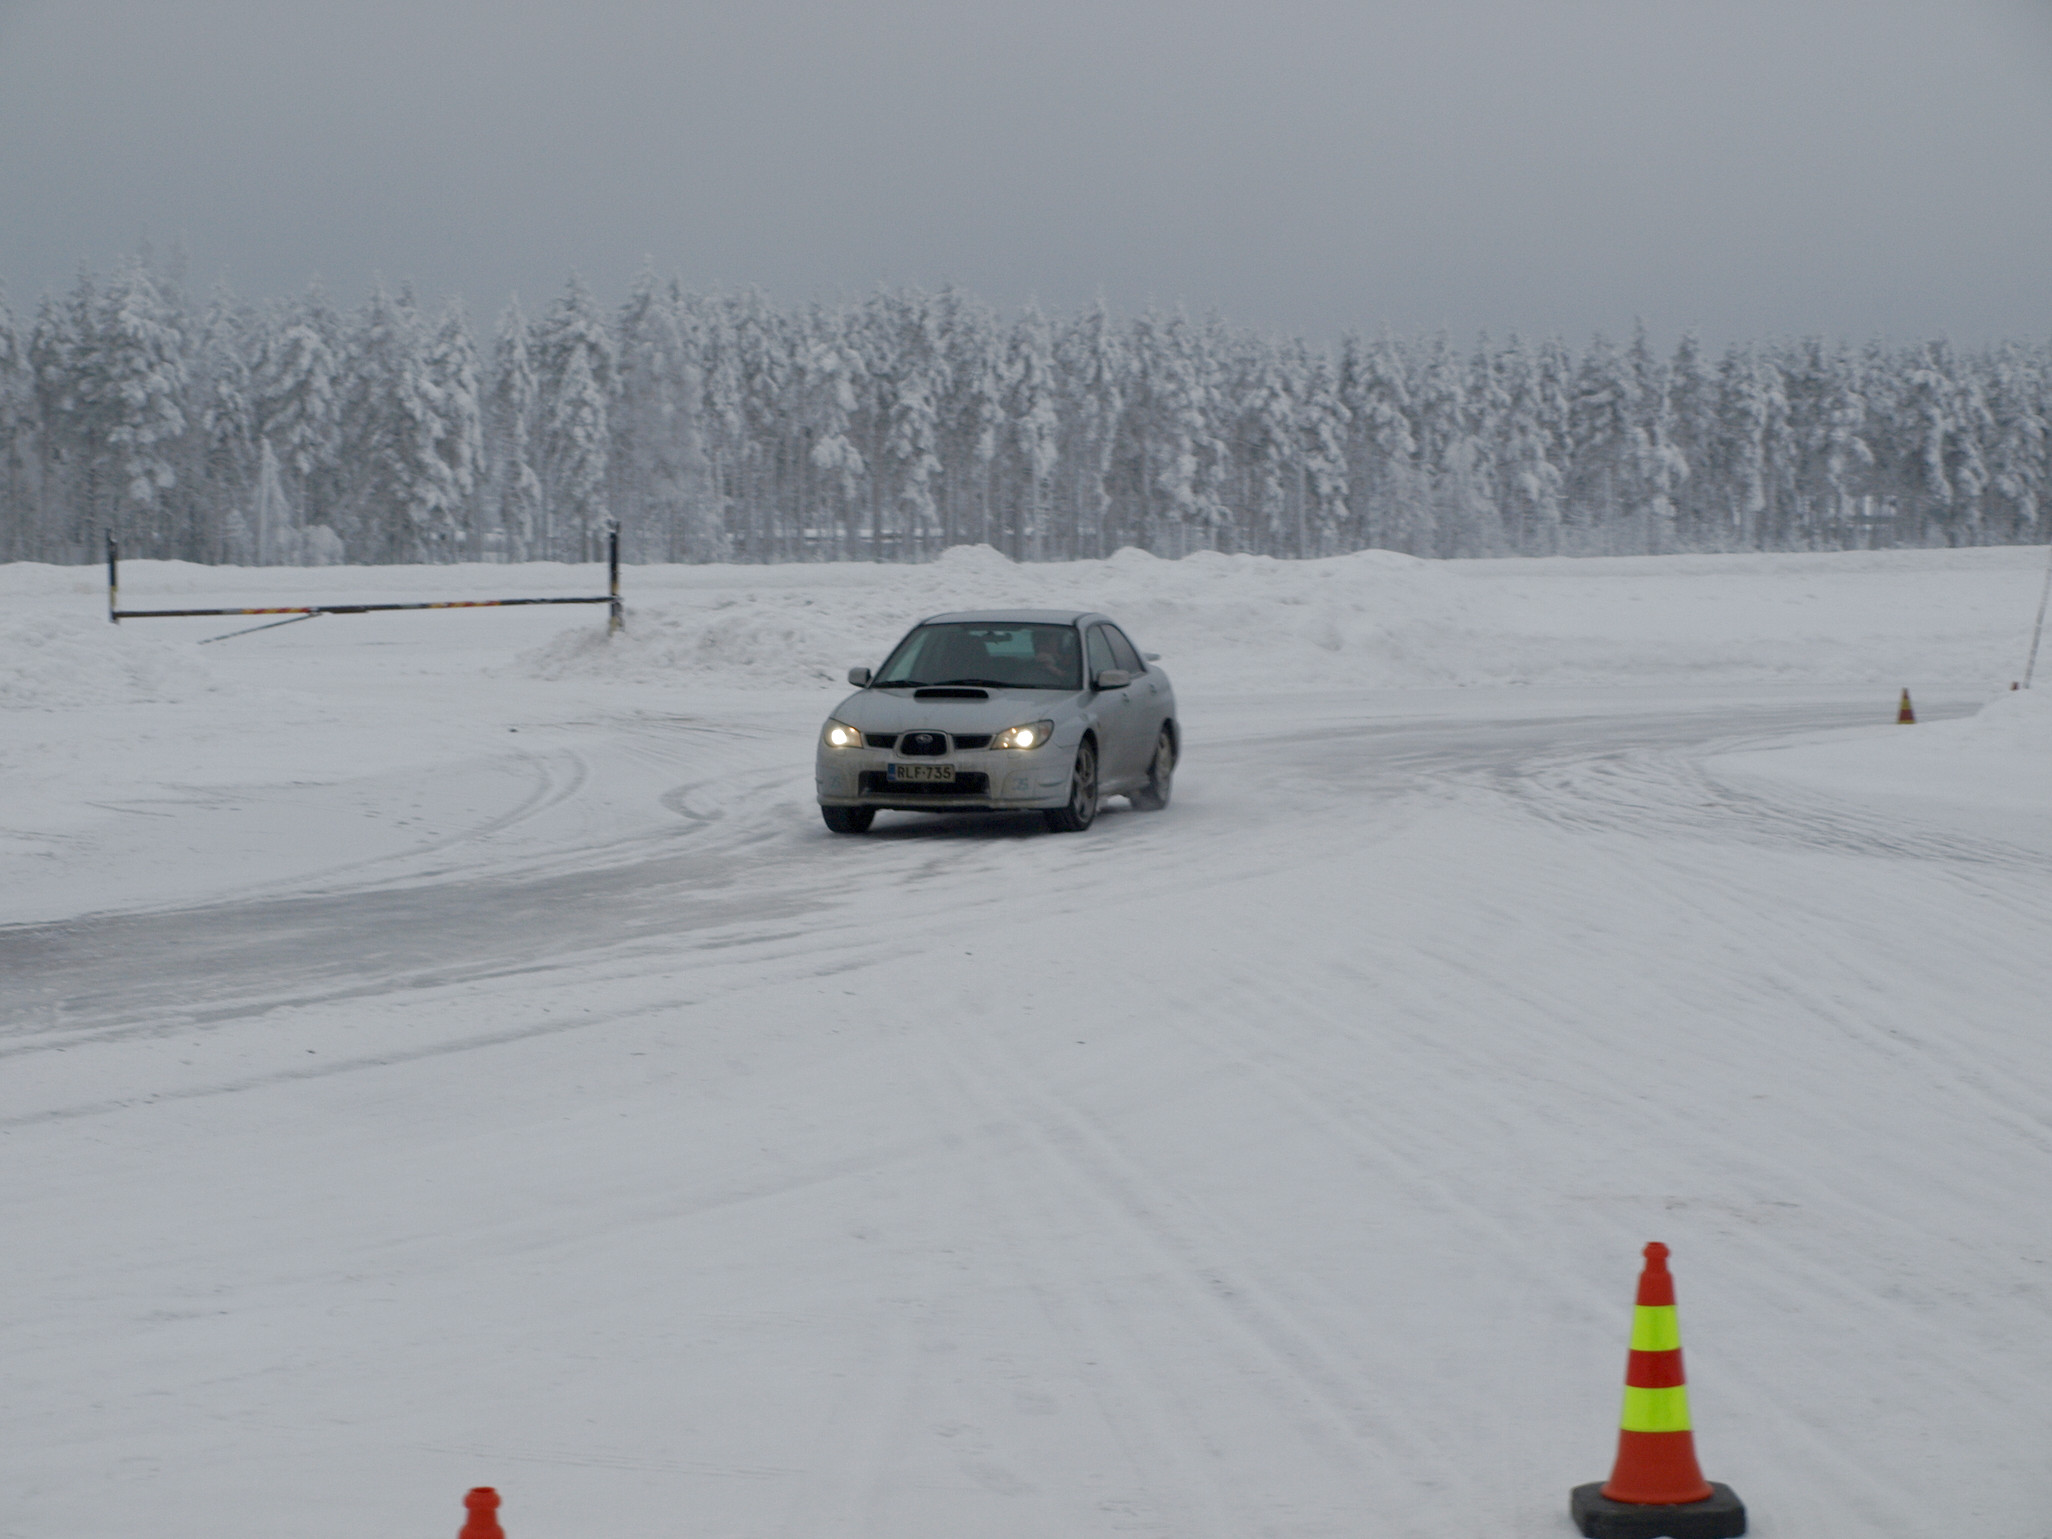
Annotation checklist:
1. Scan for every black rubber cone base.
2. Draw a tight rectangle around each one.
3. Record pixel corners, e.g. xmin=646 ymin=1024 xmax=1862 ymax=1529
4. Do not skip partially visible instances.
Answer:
xmin=1571 ymin=1482 xmax=1746 ymax=1538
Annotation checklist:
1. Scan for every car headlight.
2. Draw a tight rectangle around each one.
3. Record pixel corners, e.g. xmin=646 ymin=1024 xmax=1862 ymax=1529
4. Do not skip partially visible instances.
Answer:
xmin=821 ymin=719 xmax=865 ymax=749
xmin=990 ymin=719 xmax=1056 ymax=750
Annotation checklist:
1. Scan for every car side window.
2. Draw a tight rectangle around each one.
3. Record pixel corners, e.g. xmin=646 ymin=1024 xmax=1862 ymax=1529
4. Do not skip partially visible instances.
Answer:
xmin=1105 ymin=626 xmax=1145 ymax=674
xmin=1086 ymin=626 xmax=1117 ymax=682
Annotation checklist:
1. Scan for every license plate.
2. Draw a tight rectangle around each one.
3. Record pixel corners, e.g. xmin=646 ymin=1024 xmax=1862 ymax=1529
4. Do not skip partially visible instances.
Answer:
xmin=888 ymin=762 xmax=956 ymax=783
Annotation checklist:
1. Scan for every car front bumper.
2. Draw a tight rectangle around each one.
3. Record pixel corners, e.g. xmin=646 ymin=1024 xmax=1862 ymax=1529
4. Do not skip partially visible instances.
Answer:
xmin=815 ymin=746 xmax=1074 ymax=812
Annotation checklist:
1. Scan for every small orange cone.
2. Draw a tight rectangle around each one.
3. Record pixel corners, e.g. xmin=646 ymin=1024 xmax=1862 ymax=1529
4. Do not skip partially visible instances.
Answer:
xmin=1571 ymin=1244 xmax=1746 ymax=1538
xmin=459 ymin=1487 xmax=504 ymax=1539
xmin=1897 ymin=689 xmax=1916 ymax=724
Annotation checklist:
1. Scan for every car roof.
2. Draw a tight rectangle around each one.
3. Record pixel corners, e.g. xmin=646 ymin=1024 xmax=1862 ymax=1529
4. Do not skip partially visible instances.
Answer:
xmin=919 ymin=609 xmax=1102 ymax=626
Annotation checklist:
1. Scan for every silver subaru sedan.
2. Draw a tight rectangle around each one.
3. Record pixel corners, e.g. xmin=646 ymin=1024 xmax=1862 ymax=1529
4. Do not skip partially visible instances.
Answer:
xmin=815 ymin=609 xmax=1178 ymax=834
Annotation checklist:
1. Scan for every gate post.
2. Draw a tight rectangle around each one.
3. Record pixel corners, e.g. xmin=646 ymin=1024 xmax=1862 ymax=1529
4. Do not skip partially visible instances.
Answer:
xmin=607 ymin=519 xmax=623 ymax=635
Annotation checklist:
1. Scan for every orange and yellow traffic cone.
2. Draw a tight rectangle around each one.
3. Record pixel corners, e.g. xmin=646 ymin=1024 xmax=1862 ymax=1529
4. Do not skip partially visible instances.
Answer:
xmin=1571 ymin=1243 xmax=1746 ymax=1538
xmin=459 ymin=1487 xmax=504 ymax=1539
xmin=1897 ymin=689 xmax=1916 ymax=724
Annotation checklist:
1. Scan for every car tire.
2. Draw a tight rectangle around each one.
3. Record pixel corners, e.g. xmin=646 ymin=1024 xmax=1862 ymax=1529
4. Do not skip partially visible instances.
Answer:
xmin=1042 ymin=740 xmax=1099 ymax=833
xmin=1130 ymin=726 xmax=1175 ymax=811
xmin=821 ymin=805 xmax=876 ymax=834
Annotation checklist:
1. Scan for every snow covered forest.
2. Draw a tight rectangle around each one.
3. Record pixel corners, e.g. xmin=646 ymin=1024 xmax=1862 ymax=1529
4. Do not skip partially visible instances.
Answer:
xmin=1 ymin=251 xmax=2046 ymax=567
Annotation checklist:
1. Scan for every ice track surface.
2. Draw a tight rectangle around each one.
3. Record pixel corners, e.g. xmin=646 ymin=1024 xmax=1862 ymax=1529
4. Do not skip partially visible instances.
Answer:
xmin=3 ymin=547 xmax=2051 ymax=1539
xmin=7 ymin=687 xmax=2052 ymax=1539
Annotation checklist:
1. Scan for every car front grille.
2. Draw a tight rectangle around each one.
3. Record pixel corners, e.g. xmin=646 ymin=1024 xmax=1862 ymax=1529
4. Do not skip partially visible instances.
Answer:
xmin=859 ymin=771 xmax=991 ymax=797
xmin=898 ymin=731 xmax=949 ymax=757
xmin=863 ymin=731 xmax=988 ymax=753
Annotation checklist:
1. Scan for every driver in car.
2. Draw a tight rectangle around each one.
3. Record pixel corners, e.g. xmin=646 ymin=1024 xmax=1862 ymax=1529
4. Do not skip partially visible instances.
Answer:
xmin=1033 ymin=631 xmax=1078 ymax=688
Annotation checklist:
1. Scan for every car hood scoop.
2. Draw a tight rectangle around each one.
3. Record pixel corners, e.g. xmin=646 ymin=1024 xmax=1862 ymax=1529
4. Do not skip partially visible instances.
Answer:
xmin=913 ymin=687 xmax=990 ymax=699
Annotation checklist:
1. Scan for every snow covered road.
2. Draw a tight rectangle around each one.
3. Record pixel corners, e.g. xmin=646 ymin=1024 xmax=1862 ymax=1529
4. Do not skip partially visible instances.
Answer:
xmin=4 ymin=548 xmax=2050 ymax=1539
xmin=0 ymin=689 xmax=1978 ymax=1050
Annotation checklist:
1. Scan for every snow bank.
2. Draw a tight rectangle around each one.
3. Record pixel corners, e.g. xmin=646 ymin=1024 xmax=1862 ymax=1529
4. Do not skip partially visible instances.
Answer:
xmin=1719 ymin=685 xmax=2052 ymax=817
xmin=522 ymin=593 xmax=874 ymax=689
xmin=514 ymin=543 xmax=2045 ymax=695
xmin=1950 ymin=680 xmax=2052 ymax=753
xmin=516 ymin=544 xmax=1454 ymax=691
xmin=0 ymin=610 xmax=216 ymax=710
xmin=2 ymin=542 xmax=2041 ymax=705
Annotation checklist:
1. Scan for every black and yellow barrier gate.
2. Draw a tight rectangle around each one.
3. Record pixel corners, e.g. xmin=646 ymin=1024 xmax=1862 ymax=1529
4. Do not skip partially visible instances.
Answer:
xmin=107 ymin=525 xmax=624 ymax=642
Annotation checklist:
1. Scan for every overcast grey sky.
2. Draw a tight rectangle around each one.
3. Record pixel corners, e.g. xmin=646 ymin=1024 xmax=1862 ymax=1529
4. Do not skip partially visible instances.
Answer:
xmin=3 ymin=0 xmax=2049 ymax=344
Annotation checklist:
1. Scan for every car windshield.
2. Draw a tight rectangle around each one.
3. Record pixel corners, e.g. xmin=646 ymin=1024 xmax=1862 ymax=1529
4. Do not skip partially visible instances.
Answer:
xmin=874 ymin=623 xmax=1082 ymax=690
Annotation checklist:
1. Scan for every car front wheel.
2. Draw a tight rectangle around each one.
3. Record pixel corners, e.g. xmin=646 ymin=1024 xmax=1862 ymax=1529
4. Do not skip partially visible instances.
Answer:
xmin=1042 ymin=740 xmax=1099 ymax=833
xmin=821 ymin=805 xmax=876 ymax=834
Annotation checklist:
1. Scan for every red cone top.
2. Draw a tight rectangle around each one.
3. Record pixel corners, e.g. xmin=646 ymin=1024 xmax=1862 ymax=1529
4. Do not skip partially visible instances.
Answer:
xmin=460 ymin=1487 xmax=504 ymax=1539
xmin=1634 ymin=1241 xmax=1676 ymax=1306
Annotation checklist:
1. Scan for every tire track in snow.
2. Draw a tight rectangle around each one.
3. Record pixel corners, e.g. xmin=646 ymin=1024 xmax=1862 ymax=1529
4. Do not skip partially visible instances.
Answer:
xmin=1502 ymin=734 xmax=2045 ymax=873
xmin=907 ymin=988 xmax=1625 ymax=1536
xmin=907 ymin=1041 xmax=1261 ymax=1539
xmin=1142 ymin=776 xmax=2044 ymax=1536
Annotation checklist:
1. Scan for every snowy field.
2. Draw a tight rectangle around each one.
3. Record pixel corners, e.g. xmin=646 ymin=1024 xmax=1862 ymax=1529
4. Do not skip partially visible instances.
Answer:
xmin=2 ymin=544 xmax=2049 ymax=1539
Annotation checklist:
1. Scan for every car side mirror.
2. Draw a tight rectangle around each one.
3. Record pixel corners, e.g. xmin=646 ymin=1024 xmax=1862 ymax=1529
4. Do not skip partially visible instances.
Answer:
xmin=848 ymin=666 xmax=873 ymax=687
xmin=1094 ymin=668 xmax=1132 ymax=691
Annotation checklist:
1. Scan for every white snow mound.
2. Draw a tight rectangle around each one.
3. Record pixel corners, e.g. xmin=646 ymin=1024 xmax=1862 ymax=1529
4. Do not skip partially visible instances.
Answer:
xmin=0 ymin=611 xmax=217 ymax=710
xmin=1720 ymin=684 xmax=2052 ymax=817
xmin=520 ymin=597 xmax=870 ymax=689
xmin=1948 ymin=683 xmax=2052 ymax=751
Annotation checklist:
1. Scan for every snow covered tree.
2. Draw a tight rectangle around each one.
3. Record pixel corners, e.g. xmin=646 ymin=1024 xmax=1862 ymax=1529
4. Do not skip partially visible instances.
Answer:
xmin=535 ymin=275 xmax=616 ymax=561
xmin=194 ymin=281 xmax=257 ymax=561
xmin=1712 ymin=346 xmax=1768 ymax=548
xmin=614 ymin=267 xmax=718 ymax=562
xmin=1942 ymin=348 xmax=1994 ymax=545
xmin=1128 ymin=310 xmax=1230 ymax=554
xmin=940 ymin=287 xmax=1006 ymax=550
xmin=1410 ymin=333 xmax=1483 ymax=556
xmin=1236 ymin=339 xmax=1298 ymax=555
xmin=1005 ymin=307 xmax=1061 ymax=561
xmin=424 ymin=302 xmax=483 ymax=559
xmin=27 ymin=276 xmax=106 ymax=559
xmin=1296 ymin=345 xmax=1351 ymax=557
xmin=685 ymin=292 xmax=745 ymax=558
xmin=1666 ymin=332 xmax=1717 ymax=547
xmin=8 ymin=262 xmax=2052 ymax=566
xmin=256 ymin=289 xmax=341 ymax=543
xmin=1627 ymin=320 xmax=1685 ymax=552
xmin=335 ymin=283 xmax=455 ymax=562
xmin=100 ymin=259 xmax=189 ymax=553
xmin=795 ymin=306 xmax=867 ymax=559
xmin=1985 ymin=342 xmax=2046 ymax=540
xmin=0 ymin=281 xmax=37 ymax=561
xmin=1337 ymin=332 xmax=1418 ymax=553
xmin=1900 ymin=342 xmax=1965 ymax=544
xmin=1800 ymin=342 xmax=1874 ymax=546
xmin=729 ymin=289 xmax=791 ymax=561
xmin=1566 ymin=333 xmax=1637 ymax=549
xmin=1055 ymin=300 xmax=1125 ymax=558
xmin=250 ymin=436 xmax=289 ymax=564
xmin=544 ymin=346 xmax=608 ymax=561
xmin=485 ymin=298 xmax=541 ymax=562
xmin=868 ymin=290 xmax=947 ymax=560
xmin=1493 ymin=335 xmax=1564 ymax=554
